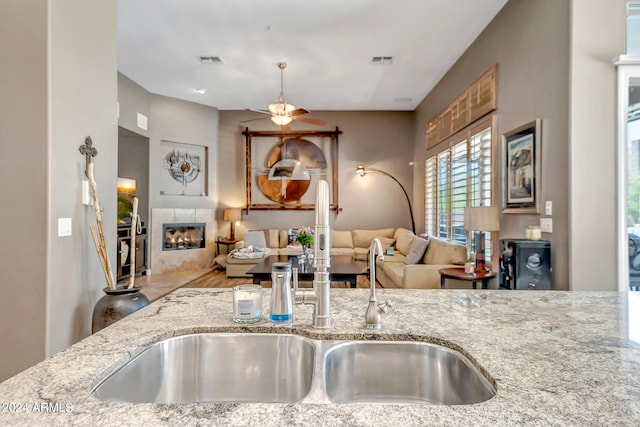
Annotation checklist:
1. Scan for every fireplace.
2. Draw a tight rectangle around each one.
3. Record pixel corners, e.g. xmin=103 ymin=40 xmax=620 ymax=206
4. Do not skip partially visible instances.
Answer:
xmin=163 ymin=223 xmax=206 ymax=251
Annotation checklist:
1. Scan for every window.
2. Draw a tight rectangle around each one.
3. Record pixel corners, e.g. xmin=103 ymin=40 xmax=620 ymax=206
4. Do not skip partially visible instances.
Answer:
xmin=425 ymin=117 xmax=496 ymax=262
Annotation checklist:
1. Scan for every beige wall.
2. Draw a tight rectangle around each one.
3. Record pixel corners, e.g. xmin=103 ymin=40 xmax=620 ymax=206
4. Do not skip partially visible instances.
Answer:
xmin=569 ymin=0 xmax=627 ymax=291
xmin=218 ymin=110 xmax=415 ymax=236
xmin=0 ymin=0 xmax=117 ymax=381
xmin=0 ymin=0 xmax=48 ymax=381
xmin=413 ymin=0 xmax=572 ymax=288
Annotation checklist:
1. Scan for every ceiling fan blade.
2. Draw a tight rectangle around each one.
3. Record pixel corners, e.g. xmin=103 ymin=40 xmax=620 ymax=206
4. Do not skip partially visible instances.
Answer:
xmin=290 ymin=108 xmax=310 ymax=116
xmin=240 ymin=116 xmax=270 ymax=123
xmin=245 ymin=108 xmax=271 ymax=115
xmin=292 ymin=116 xmax=327 ymax=126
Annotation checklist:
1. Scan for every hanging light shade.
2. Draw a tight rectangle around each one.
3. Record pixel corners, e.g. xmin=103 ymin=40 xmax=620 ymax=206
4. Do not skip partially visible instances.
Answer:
xmin=268 ymin=62 xmax=296 ymax=125
xmin=270 ymin=114 xmax=293 ymax=126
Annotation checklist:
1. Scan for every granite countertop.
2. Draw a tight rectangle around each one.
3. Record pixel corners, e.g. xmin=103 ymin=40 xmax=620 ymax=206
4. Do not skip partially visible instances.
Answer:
xmin=1 ymin=289 xmax=639 ymax=426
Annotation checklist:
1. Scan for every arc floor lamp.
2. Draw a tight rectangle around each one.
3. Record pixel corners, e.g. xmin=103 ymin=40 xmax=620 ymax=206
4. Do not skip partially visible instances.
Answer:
xmin=357 ymin=165 xmax=416 ymax=234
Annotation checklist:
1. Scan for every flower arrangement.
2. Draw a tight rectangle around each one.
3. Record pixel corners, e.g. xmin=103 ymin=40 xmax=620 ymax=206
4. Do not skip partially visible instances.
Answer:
xmin=294 ymin=226 xmax=314 ymax=247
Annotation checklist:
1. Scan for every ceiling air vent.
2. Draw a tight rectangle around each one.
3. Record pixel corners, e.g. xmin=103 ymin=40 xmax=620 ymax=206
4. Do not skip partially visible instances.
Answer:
xmin=199 ymin=56 xmax=224 ymax=65
xmin=371 ymin=56 xmax=394 ymax=64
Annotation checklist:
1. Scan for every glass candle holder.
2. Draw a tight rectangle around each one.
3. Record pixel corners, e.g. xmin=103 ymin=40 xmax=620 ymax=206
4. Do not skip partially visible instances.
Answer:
xmin=232 ymin=284 xmax=262 ymax=324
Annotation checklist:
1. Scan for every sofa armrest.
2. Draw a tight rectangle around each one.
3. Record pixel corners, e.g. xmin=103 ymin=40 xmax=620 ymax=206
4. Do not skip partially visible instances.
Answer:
xmin=403 ymin=264 xmax=445 ymax=289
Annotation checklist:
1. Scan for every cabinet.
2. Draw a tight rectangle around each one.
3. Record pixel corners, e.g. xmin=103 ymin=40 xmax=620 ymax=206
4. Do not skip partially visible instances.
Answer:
xmin=116 ymin=225 xmax=147 ymax=281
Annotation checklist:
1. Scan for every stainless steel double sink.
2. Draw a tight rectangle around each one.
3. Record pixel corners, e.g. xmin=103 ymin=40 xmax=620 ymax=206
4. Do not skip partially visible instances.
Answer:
xmin=92 ymin=333 xmax=495 ymax=405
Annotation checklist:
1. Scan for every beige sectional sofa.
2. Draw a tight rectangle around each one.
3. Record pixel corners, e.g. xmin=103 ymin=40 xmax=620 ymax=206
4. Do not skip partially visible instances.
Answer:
xmin=226 ymin=227 xmax=468 ymax=289
xmin=375 ymin=229 xmax=468 ymax=289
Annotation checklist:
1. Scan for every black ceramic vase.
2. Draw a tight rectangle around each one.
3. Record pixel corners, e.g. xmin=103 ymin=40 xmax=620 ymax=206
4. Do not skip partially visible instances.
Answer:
xmin=92 ymin=286 xmax=149 ymax=333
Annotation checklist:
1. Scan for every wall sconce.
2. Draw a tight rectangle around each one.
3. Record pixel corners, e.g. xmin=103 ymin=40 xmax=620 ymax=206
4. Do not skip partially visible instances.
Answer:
xmin=223 ymin=208 xmax=242 ymax=241
xmin=356 ymin=165 xmax=415 ymax=234
xmin=464 ymin=206 xmax=500 ymax=272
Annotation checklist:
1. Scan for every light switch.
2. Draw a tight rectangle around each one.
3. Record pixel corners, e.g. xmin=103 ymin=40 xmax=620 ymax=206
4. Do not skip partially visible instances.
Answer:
xmin=58 ymin=218 xmax=72 ymax=237
xmin=545 ymin=201 xmax=552 ymax=216
xmin=82 ymin=180 xmax=93 ymax=205
xmin=540 ymin=218 xmax=553 ymax=233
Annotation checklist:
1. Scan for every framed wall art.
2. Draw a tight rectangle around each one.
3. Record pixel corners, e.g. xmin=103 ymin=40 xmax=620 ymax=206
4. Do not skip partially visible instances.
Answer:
xmin=243 ymin=128 xmax=341 ymax=212
xmin=502 ymin=119 xmax=541 ymax=213
xmin=159 ymin=140 xmax=208 ymax=196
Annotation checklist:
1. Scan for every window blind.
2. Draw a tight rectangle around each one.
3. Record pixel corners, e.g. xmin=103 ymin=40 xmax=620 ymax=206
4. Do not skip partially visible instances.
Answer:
xmin=425 ymin=118 xmax=495 ymax=262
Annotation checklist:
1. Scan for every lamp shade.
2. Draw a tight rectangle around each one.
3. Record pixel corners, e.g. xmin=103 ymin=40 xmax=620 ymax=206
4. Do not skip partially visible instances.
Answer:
xmin=464 ymin=206 xmax=500 ymax=232
xmin=223 ymin=208 xmax=242 ymax=221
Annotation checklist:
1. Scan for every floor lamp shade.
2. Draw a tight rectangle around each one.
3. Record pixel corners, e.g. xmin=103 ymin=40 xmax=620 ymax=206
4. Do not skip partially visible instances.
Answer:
xmin=464 ymin=206 xmax=500 ymax=271
xmin=223 ymin=208 xmax=242 ymax=240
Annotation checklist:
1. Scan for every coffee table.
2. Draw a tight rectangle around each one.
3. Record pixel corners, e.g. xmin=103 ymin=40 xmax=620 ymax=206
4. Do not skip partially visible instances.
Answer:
xmin=247 ymin=255 xmax=367 ymax=288
xmin=439 ymin=267 xmax=497 ymax=289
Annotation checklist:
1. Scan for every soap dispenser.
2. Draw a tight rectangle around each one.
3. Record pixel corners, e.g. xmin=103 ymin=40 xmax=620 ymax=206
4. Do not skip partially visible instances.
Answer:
xmin=269 ymin=262 xmax=293 ymax=323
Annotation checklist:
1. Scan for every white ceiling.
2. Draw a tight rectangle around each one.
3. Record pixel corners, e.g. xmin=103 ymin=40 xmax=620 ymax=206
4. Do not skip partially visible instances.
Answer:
xmin=117 ymin=0 xmax=508 ymax=112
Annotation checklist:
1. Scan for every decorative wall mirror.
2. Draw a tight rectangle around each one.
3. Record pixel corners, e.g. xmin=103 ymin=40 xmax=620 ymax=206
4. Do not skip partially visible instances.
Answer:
xmin=243 ymin=127 xmax=341 ymax=212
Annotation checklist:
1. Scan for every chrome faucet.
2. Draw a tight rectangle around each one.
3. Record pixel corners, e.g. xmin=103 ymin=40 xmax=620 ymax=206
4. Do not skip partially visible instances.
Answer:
xmin=365 ymin=238 xmax=391 ymax=329
xmin=294 ymin=180 xmax=331 ymax=329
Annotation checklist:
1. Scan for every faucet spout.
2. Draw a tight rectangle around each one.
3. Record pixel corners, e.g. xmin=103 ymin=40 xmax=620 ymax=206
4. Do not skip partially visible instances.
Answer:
xmin=365 ymin=238 xmax=391 ymax=329
xmin=294 ymin=180 xmax=332 ymax=329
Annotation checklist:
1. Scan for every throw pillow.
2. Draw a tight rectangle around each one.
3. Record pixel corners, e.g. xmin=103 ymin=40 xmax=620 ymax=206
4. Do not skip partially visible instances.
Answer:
xmin=243 ymin=230 xmax=267 ymax=248
xmin=377 ymin=236 xmax=395 ymax=252
xmin=404 ymin=237 xmax=429 ymax=265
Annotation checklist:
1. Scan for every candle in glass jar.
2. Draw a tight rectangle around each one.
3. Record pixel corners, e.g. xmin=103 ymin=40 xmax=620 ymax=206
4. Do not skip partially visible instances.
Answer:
xmin=232 ymin=284 xmax=262 ymax=323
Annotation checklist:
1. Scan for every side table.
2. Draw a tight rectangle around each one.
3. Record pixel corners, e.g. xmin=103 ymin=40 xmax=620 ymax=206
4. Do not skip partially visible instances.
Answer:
xmin=439 ymin=267 xmax=497 ymax=289
xmin=216 ymin=239 xmax=238 ymax=255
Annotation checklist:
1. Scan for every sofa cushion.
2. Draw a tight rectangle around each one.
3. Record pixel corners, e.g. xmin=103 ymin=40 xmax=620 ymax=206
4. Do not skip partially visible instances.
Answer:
xmin=404 ymin=237 xmax=429 ymax=265
xmin=331 ymin=248 xmax=355 ymax=256
xmin=279 ymin=230 xmax=289 ymax=248
xmin=382 ymin=262 xmax=405 ymax=285
xmin=354 ymin=247 xmax=369 ymax=261
xmin=352 ymin=228 xmax=395 ymax=249
xmin=332 ymin=230 xmax=354 ymax=248
xmin=243 ymin=230 xmax=267 ymax=248
xmin=263 ymin=229 xmax=280 ymax=248
xmin=394 ymin=228 xmax=415 ymax=256
xmin=424 ymin=237 xmax=467 ymax=265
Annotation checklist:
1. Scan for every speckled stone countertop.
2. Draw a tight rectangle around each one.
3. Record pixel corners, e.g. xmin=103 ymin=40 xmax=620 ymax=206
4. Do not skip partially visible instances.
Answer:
xmin=1 ymin=289 xmax=639 ymax=426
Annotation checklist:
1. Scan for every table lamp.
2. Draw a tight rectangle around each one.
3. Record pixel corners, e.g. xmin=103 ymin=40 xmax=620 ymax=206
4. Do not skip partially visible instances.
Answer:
xmin=464 ymin=206 xmax=500 ymax=272
xmin=223 ymin=208 xmax=242 ymax=241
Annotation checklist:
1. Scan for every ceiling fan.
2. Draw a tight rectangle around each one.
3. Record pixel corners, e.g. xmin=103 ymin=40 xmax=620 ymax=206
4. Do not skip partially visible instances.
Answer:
xmin=243 ymin=62 xmax=327 ymax=127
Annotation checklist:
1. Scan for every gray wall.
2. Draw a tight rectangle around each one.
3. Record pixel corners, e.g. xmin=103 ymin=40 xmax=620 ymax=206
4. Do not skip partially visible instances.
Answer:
xmin=117 ymin=73 xmax=151 ymax=138
xmin=569 ymin=0 xmax=628 ymax=291
xmin=148 ymin=95 xmax=219 ymax=212
xmin=0 ymin=0 xmax=117 ymax=381
xmin=218 ymin=110 xmax=415 ymax=236
xmin=47 ymin=0 xmax=118 ymax=355
xmin=413 ymin=0 xmax=571 ymax=289
xmin=0 ymin=0 xmax=48 ymax=381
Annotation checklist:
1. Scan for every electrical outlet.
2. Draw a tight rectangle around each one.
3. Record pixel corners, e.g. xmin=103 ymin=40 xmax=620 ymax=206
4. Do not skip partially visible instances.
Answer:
xmin=540 ymin=218 xmax=553 ymax=233
xmin=545 ymin=201 xmax=552 ymax=216
xmin=58 ymin=218 xmax=72 ymax=237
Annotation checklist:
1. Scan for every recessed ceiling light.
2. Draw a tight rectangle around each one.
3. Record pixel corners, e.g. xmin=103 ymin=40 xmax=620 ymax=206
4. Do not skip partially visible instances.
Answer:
xmin=199 ymin=56 xmax=223 ymax=64
xmin=394 ymin=97 xmax=413 ymax=103
xmin=371 ymin=56 xmax=394 ymax=64
xmin=195 ymin=88 xmax=207 ymax=94
xmin=266 ymin=25 xmax=275 ymax=31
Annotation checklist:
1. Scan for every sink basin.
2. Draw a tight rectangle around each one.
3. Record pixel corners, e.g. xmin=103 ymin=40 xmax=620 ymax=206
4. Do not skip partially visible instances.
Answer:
xmin=92 ymin=333 xmax=315 ymax=403
xmin=323 ymin=341 xmax=495 ymax=405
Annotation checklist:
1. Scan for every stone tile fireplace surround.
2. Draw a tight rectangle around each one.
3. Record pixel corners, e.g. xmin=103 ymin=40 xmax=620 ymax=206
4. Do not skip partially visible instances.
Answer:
xmin=151 ymin=208 xmax=216 ymax=274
